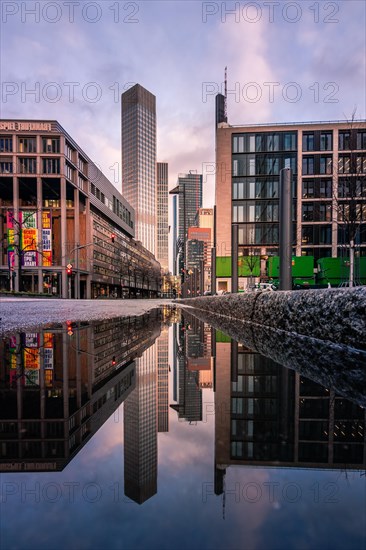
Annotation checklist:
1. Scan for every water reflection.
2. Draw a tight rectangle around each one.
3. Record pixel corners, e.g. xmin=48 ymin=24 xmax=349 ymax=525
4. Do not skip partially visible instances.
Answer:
xmin=0 ymin=307 xmax=365 ymax=546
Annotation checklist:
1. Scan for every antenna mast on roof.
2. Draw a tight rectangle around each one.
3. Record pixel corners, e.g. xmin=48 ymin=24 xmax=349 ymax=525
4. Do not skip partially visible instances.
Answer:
xmin=224 ymin=66 xmax=228 ymax=122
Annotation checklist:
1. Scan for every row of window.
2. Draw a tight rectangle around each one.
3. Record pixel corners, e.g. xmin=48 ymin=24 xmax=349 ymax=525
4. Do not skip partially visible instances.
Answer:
xmin=0 ymin=158 xmax=60 ymax=174
xmin=0 ymin=136 xmax=60 ymax=154
xmin=233 ymin=155 xmax=297 ymax=177
xmin=231 ymin=130 xmax=366 ymax=155
xmin=233 ymin=132 xmax=297 ymax=153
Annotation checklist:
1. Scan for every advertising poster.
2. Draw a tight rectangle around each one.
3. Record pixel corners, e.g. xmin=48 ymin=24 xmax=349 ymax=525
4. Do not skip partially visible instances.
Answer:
xmin=45 ymin=370 xmax=53 ymax=387
xmin=25 ymin=369 xmax=39 ymax=386
xmin=43 ymin=348 xmax=54 ymax=370
xmin=43 ymin=333 xmax=53 ymax=348
xmin=24 ymin=348 xmax=40 ymax=370
xmin=42 ymin=211 xmax=51 ymax=229
xmin=24 ymin=333 xmax=39 ymax=348
xmin=42 ymin=211 xmax=52 ymax=266
xmin=22 ymin=211 xmax=37 ymax=229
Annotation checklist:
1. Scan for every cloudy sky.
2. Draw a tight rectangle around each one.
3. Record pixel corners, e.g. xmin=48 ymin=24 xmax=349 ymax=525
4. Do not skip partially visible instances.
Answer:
xmin=1 ymin=0 xmax=366 ymax=206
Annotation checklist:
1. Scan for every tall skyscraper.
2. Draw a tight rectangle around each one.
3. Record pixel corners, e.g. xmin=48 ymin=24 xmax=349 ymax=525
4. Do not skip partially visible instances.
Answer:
xmin=121 ymin=84 xmax=157 ymax=255
xmin=156 ymin=162 xmax=169 ymax=271
xmin=170 ymin=172 xmax=203 ymax=276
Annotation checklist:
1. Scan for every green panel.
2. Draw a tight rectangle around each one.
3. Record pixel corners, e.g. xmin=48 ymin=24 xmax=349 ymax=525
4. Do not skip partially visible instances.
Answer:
xmin=317 ymin=257 xmax=366 ymax=284
xmin=316 ymin=257 xmax=350 ymax=281
xmin=216 ymin=257 xmax=231 ymax=277
xmin=267 ymin=256 xmax=314 ymax=278
xmin=216 ymin=330 xmax=231 ymax=343
xmin=238 ymin=256 xmax=260 ymax=277
xmin=216 ymin=256 xmax=261 ymax=277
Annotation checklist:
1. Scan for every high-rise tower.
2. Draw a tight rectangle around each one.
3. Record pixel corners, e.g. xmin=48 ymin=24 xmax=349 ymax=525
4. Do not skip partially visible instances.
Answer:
xmin=121 ymin=84 xmax=157 ymax=255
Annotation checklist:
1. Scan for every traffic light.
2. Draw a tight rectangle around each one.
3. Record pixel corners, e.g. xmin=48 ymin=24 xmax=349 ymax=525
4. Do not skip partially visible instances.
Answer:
xmin=66 ymin=320 xmax=73 ymax=337
xmin=111 ymin=233 xmax=115 ymax=243
xmin=66 ymin=264 xmax=73 ymax=276
xmin=112 ymin=356 xmax=116 ymax=366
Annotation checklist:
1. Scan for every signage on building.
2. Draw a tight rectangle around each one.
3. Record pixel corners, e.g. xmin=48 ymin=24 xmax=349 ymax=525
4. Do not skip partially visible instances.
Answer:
xmin=0 ymin=121 xmax=52 ymax=131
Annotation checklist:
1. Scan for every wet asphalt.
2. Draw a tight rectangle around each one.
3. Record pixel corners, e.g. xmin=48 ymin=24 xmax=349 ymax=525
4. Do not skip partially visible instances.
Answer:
xmin=0 ymin=298 xmax=175 ymax=334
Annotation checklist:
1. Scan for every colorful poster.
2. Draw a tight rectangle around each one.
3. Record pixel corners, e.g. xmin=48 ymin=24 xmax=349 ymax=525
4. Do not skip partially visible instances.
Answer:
xmin=24 ymin=348 xmax=40 ymax=369
xmin=42 ymin=229 xmax=51 ymax=251
xmin=45 ymin=369 xmax=53 ymax=387
xmin=25 ymin=333 xmax=39 ymax=348
xmin=25 ymin=369 xmax=39 ymax=386
xmin=43 ymin=348 xmax=54 ymax=370
xmin=22 ymin=211 xmax=37 ymax=229
xmin=42 ymin=211 xmax=51 ymax=229
xmin=22 ymin=228 xmax=37 ymax=250
xmin=42 ymin=251 xmax=52 ymax=266
xmin=43 ymin=333 xmax=53 ymax=348
xmin=7 ymin=210 xmax=14 ymax=229
xmin=23 ymin=251 xmax=38 ymax=267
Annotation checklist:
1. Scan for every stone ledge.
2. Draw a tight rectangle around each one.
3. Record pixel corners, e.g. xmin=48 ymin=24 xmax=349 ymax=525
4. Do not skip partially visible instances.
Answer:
xmin=177 ymin=287 xmax=366 ymax=350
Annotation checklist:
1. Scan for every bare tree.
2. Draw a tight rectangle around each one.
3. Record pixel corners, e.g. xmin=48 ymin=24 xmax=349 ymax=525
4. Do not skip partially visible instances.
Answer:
xmin=334 ymin=113 xmax=366 ymax=286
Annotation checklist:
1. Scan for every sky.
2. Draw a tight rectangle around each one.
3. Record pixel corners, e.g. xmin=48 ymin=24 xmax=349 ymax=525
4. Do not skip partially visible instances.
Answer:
xmin=1 ymin=0 xmax=366 ymax=209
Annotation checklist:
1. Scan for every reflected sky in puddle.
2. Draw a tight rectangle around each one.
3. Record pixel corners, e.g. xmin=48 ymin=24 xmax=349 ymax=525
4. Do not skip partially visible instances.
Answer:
xmin=0 ymin=307 xmax=365 ymax=549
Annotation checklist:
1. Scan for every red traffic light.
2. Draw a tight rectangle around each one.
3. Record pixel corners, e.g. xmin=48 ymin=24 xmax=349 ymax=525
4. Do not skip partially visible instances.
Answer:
xmin=66 ymin=263 xmax=73 ymax=276
xmin=66 ymin=320 xmax=73 ymax=336
xmin=112 ymin=356 xmax=116 ymax=366
xmin=111 ymin=233 xmax=115 ymax=243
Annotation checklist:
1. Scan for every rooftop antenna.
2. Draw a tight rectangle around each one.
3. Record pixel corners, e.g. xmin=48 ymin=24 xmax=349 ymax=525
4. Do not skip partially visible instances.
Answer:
xmin=224 ymin=66 xmax=228 ymax=122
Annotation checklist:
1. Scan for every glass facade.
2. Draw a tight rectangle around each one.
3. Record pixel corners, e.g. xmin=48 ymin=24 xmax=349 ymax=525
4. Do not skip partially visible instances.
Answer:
xmin=121 ymin=85 xmax=157 ymax=255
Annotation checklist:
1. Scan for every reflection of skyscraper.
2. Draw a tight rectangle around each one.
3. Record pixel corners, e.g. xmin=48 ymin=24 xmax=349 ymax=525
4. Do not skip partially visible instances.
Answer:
xmin=121 ymin=84 xmax=157 ymax=254
xmin=124 ymin=343 xmax=158 ymax=504
xmin=170 ymin=315 xmax=203 ymax=423
xmin=157 ymin=326 xmax=169 ymax=433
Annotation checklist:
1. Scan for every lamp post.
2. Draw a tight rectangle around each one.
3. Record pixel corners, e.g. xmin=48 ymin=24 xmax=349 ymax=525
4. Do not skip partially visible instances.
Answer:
xmin=69 ymin=242 xmax=93 ymax=299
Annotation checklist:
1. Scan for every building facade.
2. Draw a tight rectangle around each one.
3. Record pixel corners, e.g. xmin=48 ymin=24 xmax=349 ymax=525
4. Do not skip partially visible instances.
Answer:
xmin=0 ymin=119 xmax=161 ymax=298
xmin=121 ymin=84 xmax=157 ymax=255
xmin=215 ymin=119 xmax=366 ymax=291
xmin=156 ymin=162 xmax=169 ymax=271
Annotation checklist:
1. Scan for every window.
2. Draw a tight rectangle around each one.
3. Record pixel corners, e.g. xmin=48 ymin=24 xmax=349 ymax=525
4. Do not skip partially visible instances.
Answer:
xmin=42 ymin=137 xmax=60 ymax=153
xmin=18 ymin=157 xmax=37 ymax=174
xmin=302 ymin=133 xmax=314 ymax=152
xmin=302 ymin=156 xmax=314 ymax=175
xmin=302 ymin=179 xmax=314 ymax=198
xmin=339 ymin=131 xmax=350 ymax=150
xmin=266 ymin=133 xmax=279 ymax=151
xmin=0 ymin=160 xmax=12 ymax=174
xmin=18 ymin=137 xmax=36 ymax=153
xmin=302 ymin=203 xmax=314 ymax=221
xmin=65 ymin=163 xmax=74 ymax=181
xmin=42 ymin=158 xmax=60 ymax=174
xmin=65 ymin=142 xmax=74 ymax=161
xmin=319 ymin=179 xmax=332 ymax=198
xmin=338 ymin=156 xmax=350 ymax=174
xmin=356 ymin=155 xmax=366 ymax=174
xmin=320 ymin=156 xmax=332 ymax=175
xmin=0 ymin=137 xmax=12 ymax=152
xmin=356 ymin=131 xmax=366 ymax=150
xmin=320 ymin=132 xmax=332 ymax=151
xmin=284 ymin=132 xmax=296 ymax=151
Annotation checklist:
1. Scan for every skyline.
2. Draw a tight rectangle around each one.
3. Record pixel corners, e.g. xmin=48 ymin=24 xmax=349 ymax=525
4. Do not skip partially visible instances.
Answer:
xmin=2 ymin=1 xmax=365 ymax=207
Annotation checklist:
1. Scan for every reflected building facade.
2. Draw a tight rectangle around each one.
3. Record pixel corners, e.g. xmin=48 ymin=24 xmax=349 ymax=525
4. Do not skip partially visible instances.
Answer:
xmin=0 ymin=313 xmax=162 ymax=472
xmin=214 ymin=335 xmax=366 ymax=493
